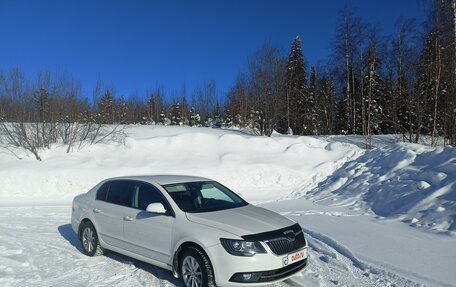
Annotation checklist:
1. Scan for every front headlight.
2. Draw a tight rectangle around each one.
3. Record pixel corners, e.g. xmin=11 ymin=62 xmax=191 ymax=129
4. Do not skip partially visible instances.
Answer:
xmin=220 ymin=238 xmax=267 ymax=256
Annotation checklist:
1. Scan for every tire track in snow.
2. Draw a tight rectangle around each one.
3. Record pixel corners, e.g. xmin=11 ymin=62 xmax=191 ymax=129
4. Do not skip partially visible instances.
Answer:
xmin=299 ymin=227 xmax=427 ymax=287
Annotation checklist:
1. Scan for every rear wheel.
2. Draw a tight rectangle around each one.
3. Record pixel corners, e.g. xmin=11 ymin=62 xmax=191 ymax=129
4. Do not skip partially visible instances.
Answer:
xmin=180 ymin=246 xmax=215 ymax=287
xmin=79 ymin=221 xmax=104 ymax=257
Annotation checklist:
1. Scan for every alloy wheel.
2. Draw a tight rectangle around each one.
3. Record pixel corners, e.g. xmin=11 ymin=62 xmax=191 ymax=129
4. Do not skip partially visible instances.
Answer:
xmin=82 ymin=227 xmax=95 ymax=253
xmin=182 ymin=255 xmax=202 ymax=287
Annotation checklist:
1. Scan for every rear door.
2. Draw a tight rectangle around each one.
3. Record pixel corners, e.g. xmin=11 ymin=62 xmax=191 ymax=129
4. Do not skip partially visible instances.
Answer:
xmin=92 ymin=180 xmax=134 ymax=249
xmin=123 ymin=181 xmax=175 ymax=265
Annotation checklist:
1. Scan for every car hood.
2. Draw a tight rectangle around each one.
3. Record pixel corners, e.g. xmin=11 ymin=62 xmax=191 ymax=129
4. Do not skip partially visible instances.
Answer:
xmin=185 ymin=204 xmax=295 ymax=237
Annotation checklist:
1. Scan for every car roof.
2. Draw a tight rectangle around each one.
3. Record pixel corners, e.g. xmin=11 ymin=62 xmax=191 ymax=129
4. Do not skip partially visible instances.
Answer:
xmin=104 ymin=175 xmax=212 ymax=185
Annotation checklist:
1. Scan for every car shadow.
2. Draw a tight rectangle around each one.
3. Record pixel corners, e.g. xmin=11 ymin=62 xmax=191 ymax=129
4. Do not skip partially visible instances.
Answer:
xmin=58 ymin=224 xmax=84 ymax=253
xmin=105 ymin=252 xmax=183 ymax=286
xmin=57 ymin=224 xmax=183 ymax=286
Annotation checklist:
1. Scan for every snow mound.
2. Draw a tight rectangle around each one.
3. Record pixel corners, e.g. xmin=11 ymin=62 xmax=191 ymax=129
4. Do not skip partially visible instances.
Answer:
xmin=0 ymin=126 xmax=361 ymax=206
xmin=310 ymin=142 xmax=456 ymax=233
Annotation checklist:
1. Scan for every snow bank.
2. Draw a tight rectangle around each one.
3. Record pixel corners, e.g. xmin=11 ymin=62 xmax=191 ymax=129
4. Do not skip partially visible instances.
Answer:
xmin=0 ymin=125 xmax=361 ymax=206
xmin=310 ymin=142 xmax=456 ymax=233
xmin=3 ymin=125 xmax=454 ymax=233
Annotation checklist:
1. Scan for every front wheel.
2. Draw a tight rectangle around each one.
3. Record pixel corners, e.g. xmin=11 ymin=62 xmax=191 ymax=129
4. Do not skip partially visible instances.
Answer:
xmin=79 ymin=221 xmax=104 ymax=257
xmin=180 ymin=247 xmax=215 ymax=287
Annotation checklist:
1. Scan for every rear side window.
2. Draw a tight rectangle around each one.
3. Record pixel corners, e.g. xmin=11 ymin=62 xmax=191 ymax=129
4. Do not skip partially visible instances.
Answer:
xmin=96 ymin=182 xmax=110 ymax=201
xmin=106 ymin=180 xmax=134 ymax=207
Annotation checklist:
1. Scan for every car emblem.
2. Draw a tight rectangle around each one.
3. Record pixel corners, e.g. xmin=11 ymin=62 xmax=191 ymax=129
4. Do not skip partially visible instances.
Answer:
xmin=284 ymin=230 xmax=295 ymax=241
xmin=282 ymin=256 xmax=289 ymax=266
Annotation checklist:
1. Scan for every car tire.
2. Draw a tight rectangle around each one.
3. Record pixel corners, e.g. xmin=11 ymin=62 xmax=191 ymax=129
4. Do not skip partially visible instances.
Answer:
xmin=180 ymin=246 xmax=215 ymax=287
xmin=79 ymin=221 xmax=104 ymax=257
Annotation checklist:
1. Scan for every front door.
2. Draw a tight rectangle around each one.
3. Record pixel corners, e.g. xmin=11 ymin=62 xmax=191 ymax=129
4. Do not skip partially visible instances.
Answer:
xmin=123 ymin=182 xmax=175 ymax=265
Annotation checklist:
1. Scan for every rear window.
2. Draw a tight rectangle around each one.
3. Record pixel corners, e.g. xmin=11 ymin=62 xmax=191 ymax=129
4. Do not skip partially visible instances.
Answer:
xmin=106 ymin=180 xmax=134 ymax=207
xmin=96 ymin=182 xmax=110 ymax=201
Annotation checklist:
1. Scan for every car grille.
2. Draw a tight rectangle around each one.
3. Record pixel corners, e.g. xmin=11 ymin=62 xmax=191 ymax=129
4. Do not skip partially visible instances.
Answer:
xmin=241 ymin=223 xmax=307 ymax=256
xmin=265 ymin=230 xmax=306 ymax=255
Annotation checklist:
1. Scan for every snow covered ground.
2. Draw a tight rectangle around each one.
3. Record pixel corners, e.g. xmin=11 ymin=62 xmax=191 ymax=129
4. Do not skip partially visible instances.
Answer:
xmin=0 ymin=126 xmax=455 ymax=286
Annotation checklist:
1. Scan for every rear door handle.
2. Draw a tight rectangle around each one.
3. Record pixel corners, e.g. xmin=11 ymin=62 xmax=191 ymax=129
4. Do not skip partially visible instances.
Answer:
xmin=93 ymin=208 xmax=101 ymax=213
xmin=123 ymin=215 xmax=133 ymax=221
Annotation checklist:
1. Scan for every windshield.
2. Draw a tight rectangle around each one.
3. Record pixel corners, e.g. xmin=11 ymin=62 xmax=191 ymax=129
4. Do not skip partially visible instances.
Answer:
xmin=162 ymin=181 xmax=247 ymax=213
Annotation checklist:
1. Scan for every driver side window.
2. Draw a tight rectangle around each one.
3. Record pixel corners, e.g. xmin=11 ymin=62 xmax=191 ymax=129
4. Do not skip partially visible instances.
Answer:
xmin=131 ymin=182 xmax=168 ymax=211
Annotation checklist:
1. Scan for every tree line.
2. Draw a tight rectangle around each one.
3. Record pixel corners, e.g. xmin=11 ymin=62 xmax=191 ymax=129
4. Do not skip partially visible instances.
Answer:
xmin=0 ymin=1 xmax=455 ymax=155
xmin=225 ymin=1 xmax=456 ymax=147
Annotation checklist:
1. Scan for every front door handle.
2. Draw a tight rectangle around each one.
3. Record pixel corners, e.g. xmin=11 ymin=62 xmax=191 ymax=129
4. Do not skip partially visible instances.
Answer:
xmin=93 ymin=208 xmax=101 ymax=213
xmin=123 ymin=215 xmax=133 ymax=221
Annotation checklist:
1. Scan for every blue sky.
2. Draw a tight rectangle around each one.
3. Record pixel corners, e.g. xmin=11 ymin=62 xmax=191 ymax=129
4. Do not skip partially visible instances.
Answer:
xmin=0 ymin=0 xmax=426 ymax=101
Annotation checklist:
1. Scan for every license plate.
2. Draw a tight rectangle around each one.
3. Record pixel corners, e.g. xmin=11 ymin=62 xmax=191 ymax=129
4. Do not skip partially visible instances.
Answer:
xmin=282 ymin=249 xmax=307 ymax=266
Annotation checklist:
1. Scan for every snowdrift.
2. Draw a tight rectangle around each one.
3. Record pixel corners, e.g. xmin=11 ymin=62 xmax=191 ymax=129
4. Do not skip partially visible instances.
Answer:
xmin=0 ymin=126 xmax=361 ymax=206
xmin=310 ymin=142 xmax=456 ymax=233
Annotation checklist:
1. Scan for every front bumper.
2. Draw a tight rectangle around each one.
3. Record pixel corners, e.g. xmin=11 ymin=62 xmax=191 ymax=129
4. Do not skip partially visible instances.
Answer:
xmin=206 ymin=244 xmax=308 ymax=286
xmin=229 ymin=258 xmax=308 ymax=283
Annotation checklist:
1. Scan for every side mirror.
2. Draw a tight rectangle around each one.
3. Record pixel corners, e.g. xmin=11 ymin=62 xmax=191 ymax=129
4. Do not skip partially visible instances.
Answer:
xmin=146 ymin=203 xmax=167 ymax=214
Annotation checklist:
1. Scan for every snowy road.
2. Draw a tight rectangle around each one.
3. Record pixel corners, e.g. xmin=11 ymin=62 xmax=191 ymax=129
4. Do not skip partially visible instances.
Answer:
xmin=1 ymin=203 xmax=453 ymax=287
xmin=264 ymin=199 xmax=456 ymax=287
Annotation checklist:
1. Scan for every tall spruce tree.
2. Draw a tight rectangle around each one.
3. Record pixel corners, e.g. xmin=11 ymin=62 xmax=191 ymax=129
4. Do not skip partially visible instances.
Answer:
xmin=117 ymin=96 xmax=128 ymax=124
xmin=181 ymin=96 xmax=189 ymax=125
xmin=170 ymin=101 xmax=182 ymax=125
xmin=363 ymin=39 xmax=386 ymax=147
xmin=285 ymin=36 xmax=307 ymax=135
xmin=98 ymin=90 xmax=115 ymax=124
xmin=223 ymin=107 xmax=233 ymax=128
xmin=212 ymin=103 xmax=222 ymax=128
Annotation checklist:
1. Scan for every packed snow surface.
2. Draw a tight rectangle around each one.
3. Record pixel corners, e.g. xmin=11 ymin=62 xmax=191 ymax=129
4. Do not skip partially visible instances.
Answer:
xmin=0 ymin=126 xmax=455 ymax=287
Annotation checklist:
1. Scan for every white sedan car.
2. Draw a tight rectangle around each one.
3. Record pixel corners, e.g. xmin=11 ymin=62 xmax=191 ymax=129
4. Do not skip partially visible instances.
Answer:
xmin=71 ymin=175 xmax=308 ymax=286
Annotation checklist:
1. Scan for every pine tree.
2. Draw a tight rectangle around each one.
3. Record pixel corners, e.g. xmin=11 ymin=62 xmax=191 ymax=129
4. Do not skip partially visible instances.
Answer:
xmin=363 ymin=39 xmax=386 ymax=146
xmin=116 ymin=96 xmax=128 ymax=124
xmin=286 ymin=36 xmax=307 ymax=135
xmin=181 ymin=96 xmax=189 ymax=125
xmin=223 ymin=108 xmax=233 ymax=128
xmin=212 ymin=103 xmax=222 ymax=128
xmin=170 ymin=101 xmax=182 ymax=125
xmin=336 ymin=96 xmax=350 ymax=134
xmin=159 ymin=110 xmax=166 ymax=125
xmin=248 ymin=108 xmax=261 ymax=132
xmin=147 ymin=95 xmax=156 ymax=123
xmin=189 ymin=106 xmax=200 ymax=127
xmin=98 ymin=90 xmax=115 ymax=124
